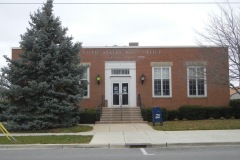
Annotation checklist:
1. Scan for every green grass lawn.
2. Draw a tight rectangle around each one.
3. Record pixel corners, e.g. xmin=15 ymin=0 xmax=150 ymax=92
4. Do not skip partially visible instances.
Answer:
xmin=0 ymin=125 xmax=93 ymax=144
xmin=152 ymin=119 xmax=240 ymax=131
xmin=0 ymin=135 xmax=92 ymax=144
xmin=14 ymin=125 xmax=93 ymax=133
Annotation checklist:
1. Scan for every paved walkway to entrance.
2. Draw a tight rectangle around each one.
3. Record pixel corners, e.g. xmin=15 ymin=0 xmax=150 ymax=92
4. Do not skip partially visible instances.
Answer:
xmin=90 ymin=123 xmax=240 ymax=147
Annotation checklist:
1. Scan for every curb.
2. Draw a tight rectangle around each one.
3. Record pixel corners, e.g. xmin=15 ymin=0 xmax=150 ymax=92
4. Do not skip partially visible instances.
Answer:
xmin=0 ymin=144 xmax=108 ymax=149
xmin=1 ymin=142 xmax=240 ymax=149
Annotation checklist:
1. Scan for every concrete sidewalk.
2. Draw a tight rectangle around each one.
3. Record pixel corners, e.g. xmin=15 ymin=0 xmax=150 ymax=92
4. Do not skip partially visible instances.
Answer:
xmin=90 ymin=123 xmax=240 ymax=147
xmin=1 ymin=123 xmax=240 ymax=148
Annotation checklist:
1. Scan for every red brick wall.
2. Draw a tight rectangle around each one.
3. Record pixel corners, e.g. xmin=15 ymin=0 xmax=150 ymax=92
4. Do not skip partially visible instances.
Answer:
xmin=12 ymin=47 xmax=230 ymax=110
xmin=12 ymin=48 xmax=23 ymax=60
xmin=80 ymin=47 xmax=229 ymax=109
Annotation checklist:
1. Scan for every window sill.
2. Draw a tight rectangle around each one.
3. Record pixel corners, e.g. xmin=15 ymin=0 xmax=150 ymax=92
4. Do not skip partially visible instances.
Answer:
xmin=153 ymin=96 xmax=172 ymax=98
xmin=187 ymin=96 xmax=207 ymax=98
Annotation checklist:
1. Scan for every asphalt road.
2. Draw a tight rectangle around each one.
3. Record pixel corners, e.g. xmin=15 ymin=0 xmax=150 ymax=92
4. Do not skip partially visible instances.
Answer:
xmin=0 ymin=145 xmax=239 ymax=160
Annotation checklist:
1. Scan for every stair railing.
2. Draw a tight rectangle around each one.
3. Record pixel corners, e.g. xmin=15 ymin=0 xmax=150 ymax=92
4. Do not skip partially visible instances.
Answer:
xmin=137 ymin=94 xmax=147 ymax=121
xmin=96 ymin=95 xmax=105 ymax=121
xmin=120 ymin=93 xmax=122 ymax=121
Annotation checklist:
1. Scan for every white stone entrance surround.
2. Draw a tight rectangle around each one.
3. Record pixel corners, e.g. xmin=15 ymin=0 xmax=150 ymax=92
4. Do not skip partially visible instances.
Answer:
xmin=105 ymin=61 xmax=136 ymax=107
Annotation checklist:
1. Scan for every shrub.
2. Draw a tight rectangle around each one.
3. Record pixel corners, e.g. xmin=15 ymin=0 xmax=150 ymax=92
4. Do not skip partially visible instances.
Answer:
xmin=178 ymin=105 xmax=233 ymax=120
xmin=146 ymin=105 xmax=235 ymax=121
xmin=232 ymin=106 xmax=240 ymax=119
xmin=230 ymin=100 xmax=240 ymax=118
xmin=178 ymin=105 xmax=207 ymax=120
xmin=230 ymin=99 xmax=240 ymax=107
xmin=141 ymin=108 xmax=151 ymax=122
xmin=205 ymin=107 xmax=232 ymax=119
xmin=79 ymin=109 xmax=96 ymax=124
xmin=168 ymin=110 xmax=180 ymax=121
xmin=161 ymin=108 xmax=168 ymax=121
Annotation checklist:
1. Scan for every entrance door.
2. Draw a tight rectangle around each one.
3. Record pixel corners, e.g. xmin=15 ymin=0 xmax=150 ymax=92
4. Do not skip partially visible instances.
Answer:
xmin=112 ymin=82 xmax=129 ymax=107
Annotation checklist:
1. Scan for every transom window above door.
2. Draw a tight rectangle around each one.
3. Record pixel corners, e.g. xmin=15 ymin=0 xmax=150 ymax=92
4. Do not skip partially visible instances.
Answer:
xmin=111 ymin=69 xmax=130 ymax=75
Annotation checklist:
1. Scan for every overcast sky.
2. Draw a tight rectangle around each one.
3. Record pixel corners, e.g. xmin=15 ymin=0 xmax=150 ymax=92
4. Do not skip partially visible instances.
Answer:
xmin=0 ymin=0 xmax=240 ymax=69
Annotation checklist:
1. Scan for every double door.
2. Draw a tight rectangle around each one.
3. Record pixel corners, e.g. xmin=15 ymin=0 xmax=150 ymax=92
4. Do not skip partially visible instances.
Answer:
xmin=112 ymin=82 xmax=129 ymax=106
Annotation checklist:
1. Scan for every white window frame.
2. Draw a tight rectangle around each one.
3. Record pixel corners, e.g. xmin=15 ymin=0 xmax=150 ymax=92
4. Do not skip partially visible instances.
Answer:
xmin=81 ymin=66 xmax=90 ymax=99
xmin=152 ymin=67 xmax=172 ymax=98
xmin=187 ymin=66 xmax=207 ymax=98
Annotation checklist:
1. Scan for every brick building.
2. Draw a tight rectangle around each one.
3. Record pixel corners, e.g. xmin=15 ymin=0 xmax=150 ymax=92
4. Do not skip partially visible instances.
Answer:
xmin=12 ymin=43 xmax=229 ymax=110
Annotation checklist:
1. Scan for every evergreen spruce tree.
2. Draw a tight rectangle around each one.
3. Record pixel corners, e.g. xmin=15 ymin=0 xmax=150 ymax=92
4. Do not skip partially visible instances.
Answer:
xmin=1 ymin=0 xmax=85 ymax=131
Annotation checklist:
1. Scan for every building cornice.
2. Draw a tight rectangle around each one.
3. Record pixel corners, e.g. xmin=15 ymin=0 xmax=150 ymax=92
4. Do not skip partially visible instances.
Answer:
xmin=81 ymin=45 xmax=227 ymax=49
xmin=11 ymin=45 xmax=228 ymax=50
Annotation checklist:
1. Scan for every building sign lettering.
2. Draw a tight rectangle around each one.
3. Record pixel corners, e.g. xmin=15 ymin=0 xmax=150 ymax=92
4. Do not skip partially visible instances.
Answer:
xmin=82 ymin=49 xmax=161 ymax=55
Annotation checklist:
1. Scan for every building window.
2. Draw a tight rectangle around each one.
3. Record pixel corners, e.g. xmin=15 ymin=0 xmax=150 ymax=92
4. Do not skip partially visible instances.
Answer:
xmin=187 ymin=67 xmax=206 ymax=97
xmin=80 ymin=67 xmax=90 ymax=98
xmin=111 ymin=69 xmax=130 ymax=75
xmin=152 ymin=67 xmax=171 ymax=97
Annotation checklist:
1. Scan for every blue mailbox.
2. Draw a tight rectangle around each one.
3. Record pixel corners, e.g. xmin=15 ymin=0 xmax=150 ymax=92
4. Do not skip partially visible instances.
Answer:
xmin=152 ymin=107 xmax=163 ymax=126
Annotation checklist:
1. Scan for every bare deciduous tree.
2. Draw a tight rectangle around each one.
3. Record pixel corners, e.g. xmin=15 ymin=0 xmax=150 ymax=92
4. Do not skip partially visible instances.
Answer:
xmin=196 ymin=3 xmax=240 ymax=93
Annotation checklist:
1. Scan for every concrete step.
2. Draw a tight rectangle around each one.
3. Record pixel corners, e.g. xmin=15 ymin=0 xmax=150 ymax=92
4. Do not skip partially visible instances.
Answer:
xmin=102 ymin=110 xmax=141 ymax=112
xmin=101 ymin=107 xmax=141 ymax=110
xmin=101 ymin=117 xmax=142 ymax=119
xmin=101 ymin=117 xmax=141 ymax=119
xmin=101 ymin=114 xmax=142 ymax=117
xmin=96 ymin=121 xmax=148 ymax=124
xmin=101 ymin=110 xmax=141 ymax=113
xmin=101 ymin=115 xmax=142 ymax=118
xmin=102 ymin=111 xmax=141 ymax=113
xmin=99 ymin=107 xmax=145 ymax=123
xmin=102 ymin=112 xmax=141 ymax=114
xmin=102 ymin=108 xmax=141 ymax=111
xmin=101 ymin=115 xmax=142 ymax=117
xmin=101 ymin=114 xmax=141 ymax=117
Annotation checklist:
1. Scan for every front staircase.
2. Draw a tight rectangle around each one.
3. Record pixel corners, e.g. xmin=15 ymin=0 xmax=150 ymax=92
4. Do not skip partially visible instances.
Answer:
xmin=96 ymin=107 xmax=146 ymax=124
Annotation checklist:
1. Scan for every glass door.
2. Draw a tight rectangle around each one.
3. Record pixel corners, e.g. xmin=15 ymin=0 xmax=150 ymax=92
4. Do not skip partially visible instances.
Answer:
xmin=112 ymin=82 xmax=129 ymax=106
xmin=122 ymin=83 xmax=128 ymax=105
xmin=113 ymin=83 xmax=120 ymax=105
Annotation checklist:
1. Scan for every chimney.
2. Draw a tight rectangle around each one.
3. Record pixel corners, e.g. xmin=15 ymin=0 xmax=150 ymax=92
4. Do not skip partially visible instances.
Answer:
xmin=129 ymin=42 xmax=139 ymax=46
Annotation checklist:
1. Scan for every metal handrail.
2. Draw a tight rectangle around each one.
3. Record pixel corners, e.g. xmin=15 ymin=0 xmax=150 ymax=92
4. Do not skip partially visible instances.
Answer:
xmin=96 ymin=95 xmax=104 ymax=121
xmin=137 ymin=94 xmax=147 ymax=121
xmin=120 ymin=92 xmax=123 ymax=121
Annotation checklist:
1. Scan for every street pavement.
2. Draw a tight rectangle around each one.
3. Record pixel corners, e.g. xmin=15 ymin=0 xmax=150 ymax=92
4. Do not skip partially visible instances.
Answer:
xmin=1 ymin=123 xmax=240 ymax=148
xmin=1 ymin=146 xmax=240 ymax=160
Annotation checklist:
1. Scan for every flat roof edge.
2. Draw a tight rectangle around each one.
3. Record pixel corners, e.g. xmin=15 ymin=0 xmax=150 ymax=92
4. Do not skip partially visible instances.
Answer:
xmin=82 ymin=45 xmax=227 ymax=49
xmin=11 ymin=46 xmax=228 ymax=49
